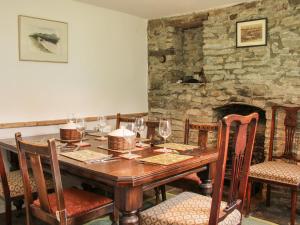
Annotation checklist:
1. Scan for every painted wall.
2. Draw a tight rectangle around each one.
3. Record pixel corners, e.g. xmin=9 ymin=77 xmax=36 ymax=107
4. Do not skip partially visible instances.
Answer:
xmin=0 ymin=0 xmax=148 ymax=138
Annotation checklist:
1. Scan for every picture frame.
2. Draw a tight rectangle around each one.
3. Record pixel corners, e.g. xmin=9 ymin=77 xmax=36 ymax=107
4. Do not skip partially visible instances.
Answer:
xmin=18 ymin=15 xmax=68 ymax=63
xmin=236 ymin=18 xmax=267 ymax=48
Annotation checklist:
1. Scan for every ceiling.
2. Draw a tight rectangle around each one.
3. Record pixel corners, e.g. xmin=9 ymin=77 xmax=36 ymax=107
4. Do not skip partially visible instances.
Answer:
xmin=76 ymin=0 xmax=253 ymax=19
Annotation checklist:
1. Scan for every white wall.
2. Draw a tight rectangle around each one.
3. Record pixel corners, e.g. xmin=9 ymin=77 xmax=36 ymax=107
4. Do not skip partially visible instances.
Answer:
xmin=0 ymin=0 xmax=148 ymax=138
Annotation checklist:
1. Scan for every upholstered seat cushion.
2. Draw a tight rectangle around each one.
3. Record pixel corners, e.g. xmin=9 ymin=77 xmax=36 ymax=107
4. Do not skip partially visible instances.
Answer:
xmin=33 ymin=188 xmax=113 ymax=218
xmin=140 ymin=192 xmax=241 ymax=225
xmin=250 ymin=161 xmax=300 ymax=185
xmin=0 ymin=170 xmax=53 ymax=198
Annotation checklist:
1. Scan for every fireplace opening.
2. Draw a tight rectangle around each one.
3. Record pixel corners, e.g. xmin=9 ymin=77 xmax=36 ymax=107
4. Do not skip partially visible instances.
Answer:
xmin=213 ymin=103 xmax=266 ymax=180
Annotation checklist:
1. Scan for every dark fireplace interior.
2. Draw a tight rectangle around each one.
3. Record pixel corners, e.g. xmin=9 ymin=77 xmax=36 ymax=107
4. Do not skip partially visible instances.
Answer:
xmin=213 ymin=103 xmax=266 ymax=179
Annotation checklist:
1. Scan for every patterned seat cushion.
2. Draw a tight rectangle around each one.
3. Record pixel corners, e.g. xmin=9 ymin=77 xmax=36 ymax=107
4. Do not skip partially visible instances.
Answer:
xmin=140 ymin=192 xmax=241 ymax=225
xmin=33 ymin=188 xmax=113 ymax=218
xmin=250 ymin=161 xmax=300 ymax=185
xmin=0 ymin=170 xmax=53 ymax=198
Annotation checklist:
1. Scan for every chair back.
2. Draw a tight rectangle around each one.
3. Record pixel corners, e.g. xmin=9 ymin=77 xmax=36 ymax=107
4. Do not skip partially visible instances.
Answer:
xmin=116 ymin=113 xmax=159 ymax=140
xmin=184 ymin=119 xmax=218 ymax=149
xmin=268 ymin=105 xmax=300 ymax=162
xmin=15 ymin=133 xmax=66 ymax=222
xmin=0 ymin=149 xmax=10 ymax=200
xmin=145 ymin=121 xmax=159 ymax=140
xmin=116 ymin=113 xmax=135 ymax=129
xmin=209 ymin=113 xmax=259 ymax=225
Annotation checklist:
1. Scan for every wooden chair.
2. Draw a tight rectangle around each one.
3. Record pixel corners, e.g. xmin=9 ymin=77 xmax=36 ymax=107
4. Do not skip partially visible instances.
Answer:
xmin=0 ymin=147 xmax=53 ymax=225
xmin=116 ymin=113 xmax=160 ymax=144
xmin=116 ymin=113 xmax=135 ymax=129
xmin=168 ymin=119 xmax=219 ymax=194
xmin=15 ymin=132 xmax=114 ymax=225
xmin=140 ymin=113 xmax=259 ymax=225
xmin=247 ymin=105 xmax=300 ymax=225
xmin=116 ymin=113 xmax=164 ymax=202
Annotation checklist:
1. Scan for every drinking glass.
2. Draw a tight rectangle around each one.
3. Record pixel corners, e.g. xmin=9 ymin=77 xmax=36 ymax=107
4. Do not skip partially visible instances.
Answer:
xmin=76 ymin=118 xmax=86 ymax=145
xmin=135 ymin=117 xmax=145 ymax=146
xmin=97 ymin=115 xmax=107 ymax=140
xmin=123 ymin=123 xmax=136 ymax=157
xmin=159 ymin=118 xmax=172 ymax=152
xmin=68 ymin=113 xmax=76 ymax=123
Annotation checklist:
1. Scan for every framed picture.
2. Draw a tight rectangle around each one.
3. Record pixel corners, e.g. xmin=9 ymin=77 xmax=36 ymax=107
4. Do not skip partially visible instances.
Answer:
xmin=18 ymin=15 xmax=68 ymax=63
xmin=236 ymin=18 xmax=267 ymax=48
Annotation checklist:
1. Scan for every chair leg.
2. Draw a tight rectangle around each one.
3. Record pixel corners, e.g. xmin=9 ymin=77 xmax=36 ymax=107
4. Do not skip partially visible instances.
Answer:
xmin=154 ymin=187 xmax=160 ymax=204
xmin=160 ymin=185 xmax=166 ymax=201
xmin=13 ymin=199 xmax=24 ymax=217
xmin=5 ymin=199 xmax=12 ymax=225
xmin=291 ymin=189 xmax=297 ymax=225
xmin=245 ymin=181 xmax=252 ymax=217
xmin=266 ymin=184 xmax=271 ymax=207
xmin=111 ymin=205 xmax=119 ymax=225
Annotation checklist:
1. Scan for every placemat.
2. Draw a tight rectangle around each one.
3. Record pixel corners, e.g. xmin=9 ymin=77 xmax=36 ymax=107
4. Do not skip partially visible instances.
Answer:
xmin=60 ymin=149 xmax=110 ymax=163
xmin=139 ymin=153 xmax=193 ymax=165
xmin=155 ymin=143 xmax=198 ymax=151
xmin=97 ymin=145 xmax=149 ymax=153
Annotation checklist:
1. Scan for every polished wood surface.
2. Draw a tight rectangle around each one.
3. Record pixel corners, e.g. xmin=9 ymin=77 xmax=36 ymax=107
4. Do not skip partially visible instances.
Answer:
xmin=0 ymin=133 xmax=218 ymax=225
xmin=247 ymin=105 xmax=300 ymax=225
xmin=139 ymin=113 xmax=258 ymax=225
xmin=0 ymin=112 xmax=147 ymax=129
xmin=210 ymin=113 xmax=258 ymax=224
xmin=0 ymin=149 xmax=13 ymax=225
xmin=15 ymin=132 xmax=113 ymax=225
xmin=184 ymin=119 xmax=218 ymax=149
xmin=169 ymin=120 xmax=219 ymax=194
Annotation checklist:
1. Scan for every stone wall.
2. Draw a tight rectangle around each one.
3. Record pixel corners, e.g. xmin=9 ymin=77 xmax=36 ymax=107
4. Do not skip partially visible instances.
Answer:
xmin=148 ymin=0 xmax=300 ymax=147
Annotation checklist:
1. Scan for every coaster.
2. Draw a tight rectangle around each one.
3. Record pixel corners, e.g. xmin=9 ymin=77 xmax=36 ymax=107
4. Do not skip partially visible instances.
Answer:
xmin=75 ymin=142 xmax=91 ymax=147
xmin=154 ymin=148 xmax=173 ymax=153
xmin=136 ymin=142 xmax=150 ymax=148
xmin=119 ymin=153 xmax=141 ymax=159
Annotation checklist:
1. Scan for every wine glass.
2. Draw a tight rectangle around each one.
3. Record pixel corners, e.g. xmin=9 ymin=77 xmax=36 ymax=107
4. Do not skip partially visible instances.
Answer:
xmin=135 ymin=117 xmax=145 ymax=146
xmin=159 ymin=118 xmax=172 ymax=152
xmin=123 ymin=123 xmax=136 ymax=158
xmin=68 ymin=113 xmax=76 ymax=123
xmin=76 ymin=118 xmax=86 ymax=145
xmin=97 ymin=115 xmax=107 ymax=140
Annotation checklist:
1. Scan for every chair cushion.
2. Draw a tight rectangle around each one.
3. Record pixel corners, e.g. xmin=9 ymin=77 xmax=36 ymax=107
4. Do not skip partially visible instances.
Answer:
xmin=33 ymin=188 xmax=113 ymax=218
xmin=140 ymin=192 xmax=241 ymax=225
xmin=250 ymin=161 xmax=300 ymax=185
xmin=0 ymin=170 xmax=53 ymax=198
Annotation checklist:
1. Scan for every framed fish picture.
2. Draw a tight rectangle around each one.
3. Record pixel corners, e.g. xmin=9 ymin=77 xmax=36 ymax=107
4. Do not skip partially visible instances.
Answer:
xmin=18 ymin=15 xmax=68 ymax=63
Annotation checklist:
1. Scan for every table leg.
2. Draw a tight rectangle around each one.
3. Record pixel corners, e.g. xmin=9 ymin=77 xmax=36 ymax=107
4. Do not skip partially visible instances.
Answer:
xmin=198 ymin=162 xmax=215 ymax=196
xmin=115 ymin=186 xmax=143 ymax=225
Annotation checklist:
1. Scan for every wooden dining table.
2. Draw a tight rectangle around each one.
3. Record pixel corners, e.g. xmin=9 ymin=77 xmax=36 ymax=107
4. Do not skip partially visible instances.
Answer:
xmin=0 ymin=133 xmax=218 ymax=225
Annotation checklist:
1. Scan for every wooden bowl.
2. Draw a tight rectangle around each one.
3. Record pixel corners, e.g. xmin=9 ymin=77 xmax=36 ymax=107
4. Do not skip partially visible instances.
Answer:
xmin=108 ymin=135 xmax=135 ymax=150
xmin=60 ymin=128 xmax=81 ymax=141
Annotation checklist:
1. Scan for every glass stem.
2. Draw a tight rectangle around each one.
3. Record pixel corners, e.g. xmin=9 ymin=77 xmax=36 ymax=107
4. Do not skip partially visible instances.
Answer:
xmin=164 ymin=137 xmax=167 ymax=152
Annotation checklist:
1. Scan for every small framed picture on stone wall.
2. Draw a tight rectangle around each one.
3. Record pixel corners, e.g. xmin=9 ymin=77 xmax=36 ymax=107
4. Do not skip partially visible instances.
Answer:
xmin=236 ymin=18 xmax=267 ymax=48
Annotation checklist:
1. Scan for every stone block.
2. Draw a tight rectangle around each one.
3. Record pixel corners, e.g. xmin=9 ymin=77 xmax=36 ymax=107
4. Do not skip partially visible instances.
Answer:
xmin=224 ymin=62 xmax=242 ymax=69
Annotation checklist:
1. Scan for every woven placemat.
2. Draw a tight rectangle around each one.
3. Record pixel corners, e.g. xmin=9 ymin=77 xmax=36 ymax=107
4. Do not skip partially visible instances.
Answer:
xmin=138 ymin=153 xmax=193 ymax=165
xmin=97 ymin=145 xmax=149 ymax=153
xmin=155 ymin=143 xmax=198 ymax=151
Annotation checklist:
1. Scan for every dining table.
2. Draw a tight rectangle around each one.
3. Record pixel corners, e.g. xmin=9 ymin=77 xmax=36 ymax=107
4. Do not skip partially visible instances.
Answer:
xmin=0 ymin=133 xmax=218 ymax=225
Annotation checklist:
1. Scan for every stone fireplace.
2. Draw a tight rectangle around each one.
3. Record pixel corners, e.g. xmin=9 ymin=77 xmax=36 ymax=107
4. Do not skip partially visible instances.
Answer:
xmin=214 ymin=103 xmax=266 ymax=165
